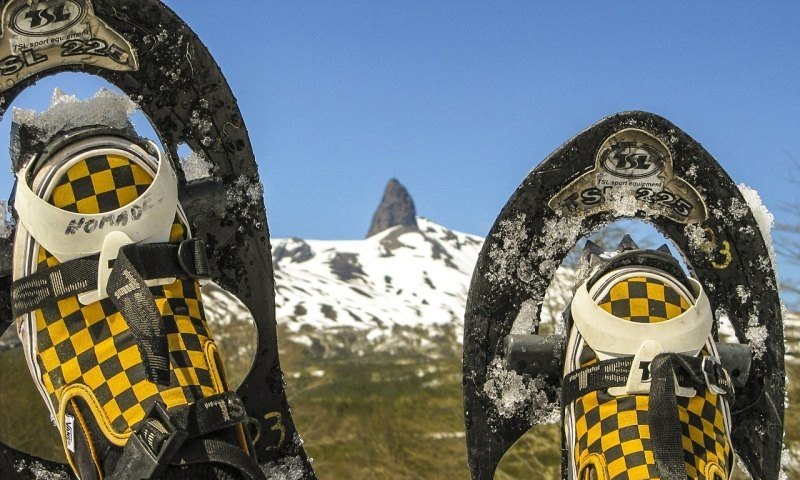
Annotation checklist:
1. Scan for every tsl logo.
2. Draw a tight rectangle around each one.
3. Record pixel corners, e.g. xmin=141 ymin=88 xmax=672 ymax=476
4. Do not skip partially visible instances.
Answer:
xmin=600 ymin=141 xmax=664 ymax=179
xmin=10 ymin=0 xmax=86 ymax=36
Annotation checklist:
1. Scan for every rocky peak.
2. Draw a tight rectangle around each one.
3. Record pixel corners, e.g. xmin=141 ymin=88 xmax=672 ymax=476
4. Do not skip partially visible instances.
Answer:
xmin=366 ymin=179 xmax=418 ymax=238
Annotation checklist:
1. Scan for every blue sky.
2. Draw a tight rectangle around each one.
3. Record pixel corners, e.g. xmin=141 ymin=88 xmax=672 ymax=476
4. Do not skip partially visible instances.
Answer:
xmin=2 ymin=2 xmax=799 ymax=265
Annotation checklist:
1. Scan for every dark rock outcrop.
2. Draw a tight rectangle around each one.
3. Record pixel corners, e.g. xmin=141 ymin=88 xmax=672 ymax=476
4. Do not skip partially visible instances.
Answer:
xmin=366 ymin=179 xmax=418 ymax=238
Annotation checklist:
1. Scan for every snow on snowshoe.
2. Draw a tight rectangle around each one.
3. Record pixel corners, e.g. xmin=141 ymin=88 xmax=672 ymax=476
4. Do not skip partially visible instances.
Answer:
xmin=0 ymin=0 xmax=314 ymax=478
xmin=463 ymin=111 xmax=784 ymax=479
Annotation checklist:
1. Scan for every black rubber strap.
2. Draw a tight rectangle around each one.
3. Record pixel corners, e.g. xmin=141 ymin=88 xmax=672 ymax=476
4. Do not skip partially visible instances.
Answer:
xmin=174 ymin=439 xmax=267 ymax=480
xmin=10 ymin=238 xmax=210 ymax=319
xmin=107 ymin=244 xmax=171 ymax=385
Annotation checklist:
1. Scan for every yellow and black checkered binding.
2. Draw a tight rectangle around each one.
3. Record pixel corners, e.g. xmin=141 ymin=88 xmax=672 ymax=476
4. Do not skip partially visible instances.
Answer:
xmin=26 ymin=153 xmax=238 ymax=474
xmin=597 ymin=276 xmax=691 ymax=324
xmin=570 ymin=275 xmax=732 ymax=480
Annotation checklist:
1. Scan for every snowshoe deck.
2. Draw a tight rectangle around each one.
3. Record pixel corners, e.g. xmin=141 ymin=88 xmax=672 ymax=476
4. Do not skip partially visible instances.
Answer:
xmin=463 ymin=111 xmax=784 ymax=479
xmin=0 ymin=0 xmax=314 ymax=478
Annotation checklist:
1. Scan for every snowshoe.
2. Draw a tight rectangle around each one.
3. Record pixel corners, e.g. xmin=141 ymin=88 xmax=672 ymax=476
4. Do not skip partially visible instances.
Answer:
xmin=463 ymin=111 xmax=784 ymax=479
xmin=0 ymin=0 xmax=314 ymax=478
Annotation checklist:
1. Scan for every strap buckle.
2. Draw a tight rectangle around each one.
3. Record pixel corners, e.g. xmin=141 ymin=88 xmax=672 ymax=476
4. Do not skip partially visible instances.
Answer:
xmin=109 ymin=402 xmax=188 ymax=480
xmin=701 ymin=355 xmax=731 ymax=396
xmin=177 ymin=239 xmax=211 ymax=278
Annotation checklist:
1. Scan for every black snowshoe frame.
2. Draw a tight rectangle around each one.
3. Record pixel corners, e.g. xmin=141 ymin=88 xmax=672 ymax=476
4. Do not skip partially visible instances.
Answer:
xmin=0 ymin=0 xmax=315 ymax=478
xmin=463 ymin=111 xmax=784 ymax=479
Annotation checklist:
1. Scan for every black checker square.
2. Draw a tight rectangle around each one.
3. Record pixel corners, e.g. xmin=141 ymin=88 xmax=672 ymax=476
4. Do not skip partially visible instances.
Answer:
xmin=54 ymin=339 xmax=77 ymax=361
xmin=647 ymin=300 xmax=667 ymax=319
xmin=96 ymin=190 xmax=123 ymax=212
xmin=68 ymin=176 xmax=96 ymax=204
xmin=99 ymin=356 xmax=123 ymax=379
xmin=627 ymin=279 xmax=648 ymax=298
xmin=180 ymin=332 xmax=202 ymax=351
xmin=85 ymin=155 xmax=111 ymax=174
xmin=609 ymin=299 xmax=631 ymax=318
xmin=115 ymin=387 xmax=139 ymax=413
xmin=111 ymin=164 xmax=135 ymax=186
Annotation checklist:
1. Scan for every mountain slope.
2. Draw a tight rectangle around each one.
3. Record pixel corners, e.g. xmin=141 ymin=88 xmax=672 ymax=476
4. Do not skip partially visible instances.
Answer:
xmin=273 ymin=217 xmax=481 ymax=334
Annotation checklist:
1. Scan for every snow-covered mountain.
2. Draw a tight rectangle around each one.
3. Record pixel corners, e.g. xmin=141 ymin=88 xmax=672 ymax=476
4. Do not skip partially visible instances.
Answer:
xmin=272 ymin=217 xmax=482 ymax=340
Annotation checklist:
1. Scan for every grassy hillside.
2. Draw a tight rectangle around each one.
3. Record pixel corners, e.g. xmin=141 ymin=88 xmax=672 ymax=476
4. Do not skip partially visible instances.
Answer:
xmin=1 ymin=331 xmax=797 ymax=478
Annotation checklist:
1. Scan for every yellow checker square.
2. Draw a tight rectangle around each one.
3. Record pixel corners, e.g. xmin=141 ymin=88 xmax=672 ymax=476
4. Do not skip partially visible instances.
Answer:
xmin=122 ymin=403 xmax=146 ymax=428
xmin=677 ymin=406 xmax=690 ymax=424
xmin=82 ymin=365 xmax=106 ymax=389
xmin=688 ymin=424 xmax=706 ymax=445
xmin=89 ymin=170 xmax=116 ymax=194
xmin=645 ymin=281 xmax=666 ymax=301
xmin=187 ymin=350 xmax=208 ymax=368
xmin=600 ymin=430 xmax=621 ymax=451
xmin=95 ymin=337 xmax=118 ymax=364
xmin=586 ymin=423 xmax=602 ymax=444
xmin=46 ymin=320 xmax=70 ymax=346
xmin=51 ymin=184 xmax=77 ymax=208
xmin=599 ymin=402 xmax=619 ymax=420
xmin=132 ymin=380 xmax=158 ymax=401
xmin=687 ymin=396 xmax=706 ymax=416
xmin=75 ymin=196 xmax=100 ymax=214
xmin=665 ymin=303 xmax=686 ymax=319
xmin=131 ymin=164 xmax=154 ymax=185
xmin=169 ymin=223 xmax=185 ymax=242
xmin=81 ymin=302 xmax=108 ymax=326
xmin=168 ymin=333 xmax=186 ymax=352
xmin=61 ymin=357 xmax=82 ymax=384
xmin=620 ymin=438 xmax=645 ymax=456
xmin=575 ymin=415 xmax=588 ymax=436
xmin=118 ymin=345 xmax=142 ymax=370
xmin=187 ymin=298 xmax=202 ymax=319
xmin=160 ymin=386 xmax=191 ymax=408
xmin=643 ymin=449 xmax=654 ymax=464
xmin=56 ymin=296 xmax=82 ymax=318
xmin=625 ymin=464 xmax=653 ymax=479
xmin=70 ymin=329 xmax=94 ymax=356
xmin=637 ymin=424 xmax=650 ymax=439
xmin=107 ymin=313 xmax=129 ymax=337
xmin=65 ymin=160 xmax=91 ymax=180
xmin=41 ymin=374 xmax=56 ymax=395
xmin=628 ymin=298 xmax=650 ymax=318
xmin=106 ymin=154 xmax=132 ymax=169
xmin=115 ymin=185 xmax=142 ymax=207
xmin=40 ymin=346 xmax=62 ymax=372
xmin=608 ymin=282 xmax=629 ymax=301
xmin=103 ymin=398 xmax=123 ymax=424
xmin=178 ymin=319 xmax=201 ymax=339
xmin=107 ymin=371 xmax=134 ymax=397
xmin=162 ymin=281 xmax=183 ymax=299
xmin=606 ymin=457 xmax=628 ymax=477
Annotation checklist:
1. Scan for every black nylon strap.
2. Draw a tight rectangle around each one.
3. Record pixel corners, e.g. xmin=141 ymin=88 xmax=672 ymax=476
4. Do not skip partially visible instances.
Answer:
xmin=10 ymin=239 xmax=209 ymax=319
xmin=561 ymin=354 xmax=734 ymax=407
xmin=650 ymin=354 xmax=700 ymax=480
xmin=107 ymin=245 xmax=171 ymax=385
xmin=560 ymin=357 xmax=634 ymax=407
xmin=11 ymin=257 xmax=97 ymax=318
